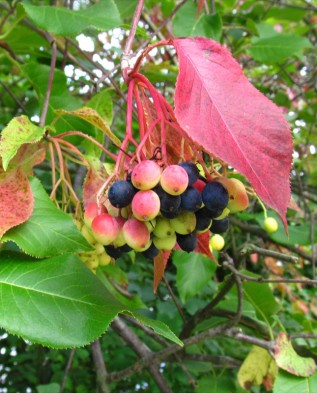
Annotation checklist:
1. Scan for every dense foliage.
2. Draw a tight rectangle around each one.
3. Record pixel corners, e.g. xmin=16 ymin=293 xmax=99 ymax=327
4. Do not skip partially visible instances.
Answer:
xmin=0 ymin=0 xmax=316 ymax=392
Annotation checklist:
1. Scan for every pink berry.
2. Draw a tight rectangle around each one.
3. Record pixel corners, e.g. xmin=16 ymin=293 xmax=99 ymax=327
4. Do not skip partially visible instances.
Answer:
xmin=84 ymin=202 xmax=107 ymax=227
xmin=132 ymin=190 xmax=160 ymax=221
xmin=131 ymin=160 xmax=161 ymax=190
xmin=122 ymin=218 xmax=150 ymax=250
xmin=91 ymin=213 xmax=120 ymax=245
xmin=160 ymin=165 xmax=189 ymax=195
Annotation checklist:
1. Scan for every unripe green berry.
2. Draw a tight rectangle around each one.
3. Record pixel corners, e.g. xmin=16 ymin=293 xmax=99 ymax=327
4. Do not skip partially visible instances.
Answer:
xmin=263 ymin=217 xmax=278 ymax=233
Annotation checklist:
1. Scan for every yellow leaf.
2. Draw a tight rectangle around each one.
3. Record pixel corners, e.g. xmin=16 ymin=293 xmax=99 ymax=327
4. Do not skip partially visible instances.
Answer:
xmin=56 ymin=107 xmax=121 ymax=146
xmin=238 ymin=346 xmax=278 ymax=391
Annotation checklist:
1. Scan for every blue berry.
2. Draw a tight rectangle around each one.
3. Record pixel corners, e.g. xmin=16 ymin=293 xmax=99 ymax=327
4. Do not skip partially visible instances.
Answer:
xmin=180 ymin=186 xmax=202 ymax=212
xmin=202 ymin=181 xmax=229 ymax=212
xmin=178 ymin=162 xmax=199 ymax=186
xmin=108 ymin=180 xmax=136 ymax=208
xmin=210 ymin=217 xmax=229 ymax=234
xmin=177 ymin=232 xmax=197 ymax=252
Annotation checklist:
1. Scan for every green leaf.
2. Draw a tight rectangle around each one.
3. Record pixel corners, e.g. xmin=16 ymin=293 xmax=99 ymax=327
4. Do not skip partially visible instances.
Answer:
xmin=86 ymin=89 xmax=114 ymax=125
xmin=172 ymin=2 xmax=222 ymax=40
xmin=37 ymin=383 xmax=60 ymax=393
xmin=0 ymin=252 xmax=125 ymax=348
xmin=0 ymin=116 xmax=45 ymax=170
xmin=114 ymin=0 xmax=138 ymax=19
xmin=273 ymin=370 xmax=317 ymax=393
xmin=196 ymin=374 xmax=236 ymax=393
xmin=248 ymin=34 xmax=312 ymax=64
xmin=241 ymin=270 xmax=280 ymax=325
xmin=127 ymin=312 xmax=183 ymax=347
xmin=22 ymin=0 xmax=121 ymax=36
xmin=2 ymin=177 xmax=92 ymax=257
xmin=265 ymin=7 xmax=307 ymax=21
xmin=193 ymin=13 xmax=223 ymax=41
xmin=173 ymin=251 xmax=217 ymax=304
xmin=274 ymin=333 xmax=316 ymax=377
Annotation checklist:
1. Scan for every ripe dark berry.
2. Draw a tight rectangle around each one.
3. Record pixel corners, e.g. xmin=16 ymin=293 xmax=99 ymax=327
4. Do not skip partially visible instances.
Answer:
xmin=195 ymin=207 xmax=213 ymax=231
xmin=161 ymin=208 xmax=180 ymax=219
xmin=108 ymin=180 xmax=136 ymax=208
xmin=210 ymin=217 xmax=229 ymax=234
xmin=141 ymin=242 xmax=159 ymax=259
xmin=180 ymin=186 xmax=202 ymax=212
xmin=154 ymin=185 xmax=181 ymax=213
xmin=178 ymin=162 xmax=200 ymax=186
xmin=104 ymin=245 xmax=123 ymax=259
xmin=202 ymin=181 xmax=229 ymax=212
xmin=177 ymin=232 xmax=197 ymax=252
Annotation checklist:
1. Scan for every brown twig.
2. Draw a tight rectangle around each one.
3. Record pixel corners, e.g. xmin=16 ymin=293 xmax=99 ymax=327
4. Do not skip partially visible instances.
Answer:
xmin=163 ymin=275 xmax=186 ymax=322
xmin=107 ymin=325 xmax=273 ymax=383
xmin=223 ymin=261 xmax=317 ymax=285
xmin=111 ymin=317 xmax=173 ymax=393
xmin=91 ymin=340 xmax=110 ymax=393
xmin=241 ymin=244 xmax=299 ymax=263
xmin=59 ymin=348 xmax=75 ymax=393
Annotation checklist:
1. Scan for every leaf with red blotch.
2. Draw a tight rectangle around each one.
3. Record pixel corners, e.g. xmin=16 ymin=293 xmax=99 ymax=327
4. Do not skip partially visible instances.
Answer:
xmin=83 ymin=157 xmax=109 ymax=207
xmin=153 ymin=251 xmax=171 ymax=293
xmin=196 ymin=231 xmax=218 ymax=263
xmin=0 ymin=166 xmax=34 ymax=239
xmin=139 ymin=89 xmax=194 ymax=164
xmin=9 ymin=143 xmax=46 ymax=175
xmin=172 ymin=37 xmax=293 ymax=228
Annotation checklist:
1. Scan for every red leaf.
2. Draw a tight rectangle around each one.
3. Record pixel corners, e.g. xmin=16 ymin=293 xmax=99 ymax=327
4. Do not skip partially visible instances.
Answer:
xmin=153 ymin=251 xmax=171 ymax=292
xmin=0 ymin=166 xmax=34 ymax=238
xmin=83 ymin=158 xmax=108 ymax=207
xmin=195 ymin=231 xmax=218 ymax=263
xmin=139 ymin=89 xmax=194 ymax=164
xmin=172 ymin=37 xmax=293 ymax=227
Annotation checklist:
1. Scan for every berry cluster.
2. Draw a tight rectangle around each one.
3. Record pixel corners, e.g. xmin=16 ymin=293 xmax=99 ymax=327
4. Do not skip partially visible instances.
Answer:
xmin=80 ymin=160 xmax=249 ymax=267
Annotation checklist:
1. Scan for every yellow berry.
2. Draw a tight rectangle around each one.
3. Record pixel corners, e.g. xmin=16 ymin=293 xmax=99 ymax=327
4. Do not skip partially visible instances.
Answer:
xmin=263 ymin=217 xmax=278 ymax=233
xmin=98 ymin=253 xmax=111 ymax=266
xmin=209 ymin=234 xmax=225 ymax=251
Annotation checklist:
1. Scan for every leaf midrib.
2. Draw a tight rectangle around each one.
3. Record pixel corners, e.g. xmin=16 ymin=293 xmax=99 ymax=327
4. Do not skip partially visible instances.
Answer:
xmin=0 ymin=280 xmax=102 ymax=307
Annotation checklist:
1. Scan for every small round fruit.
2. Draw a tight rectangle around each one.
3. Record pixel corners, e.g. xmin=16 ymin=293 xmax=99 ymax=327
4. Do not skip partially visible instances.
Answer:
xmin=160 ymin=165 xmax=189 ymax=195
xmin=210 ymin=217 xmax=229 ymax=234
xmin=113 ymin=216 xmax=127 ymax=247
xmin=202 ymin=181 xmax=229 ymax=212
xmin=132 ymin=190 xmax=160 ymax=221
xmin=153 ymin=217 xmax=175 ymax=238
xmin=209 ymin=234 xmax=225 ymax=251
xmin=123 ymin=218 xmax=150 ymax=250
xmin=108 ymin=180 xmax=136 ymax=208
xmin=153 ymin=233 xmax=177 ymax=251
xmin=180 ymin=186 xmax=202 ymax=212
xmin=131 ymin=160 xmax=161 ymax=190
xmin=91 ymin=214 xmax=120 ymax=245
xmin=177 ymin=232 xmax=197 ymax=252
xmin=263 ymin=217 xmax=278 ymax=233
xmin=170 ymin=211 xmax=196 ymax=234
xmin=216 ymin=177 xmax=249 ymax=213
xmin=84 ymin=202 xmax=107 ymax=227
xmin=98 ymin=253 xmax=112 ymax=266
xmin=178 ymin=162 xmax=200 ymax=185
xmin=141 ymin=243 xmax=159 ymax=259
